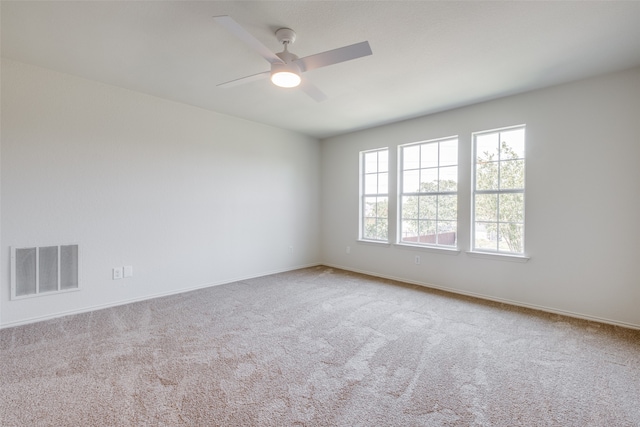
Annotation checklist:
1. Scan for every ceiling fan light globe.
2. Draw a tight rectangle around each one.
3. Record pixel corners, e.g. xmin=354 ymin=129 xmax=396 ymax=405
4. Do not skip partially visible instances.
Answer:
xmin=270 ymin=62 xmax=301 ymax=88
xmin=271 ymin=71 xmax=301 ymax=88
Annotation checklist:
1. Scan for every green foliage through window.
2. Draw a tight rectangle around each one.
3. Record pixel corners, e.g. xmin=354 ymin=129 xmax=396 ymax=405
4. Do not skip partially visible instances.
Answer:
xmin=361 ymin=149 xmax=389 ymax=241
xmin=400 ymin=137 xmax=458 ymax=247
xmin=473 ymin=126 xmax=525 ymax=254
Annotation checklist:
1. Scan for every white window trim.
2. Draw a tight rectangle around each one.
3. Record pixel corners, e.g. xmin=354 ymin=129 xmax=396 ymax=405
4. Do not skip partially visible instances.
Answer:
xmin=398 ymin=136 xmax=459 ymax=249
xmin=466 ymin=251 xmax=530 ymax=262
xmin=395 ymin=242 xmax=461 ymax=255
xmin=471 ymin=124 xmax=526 ymax=256
xmin=356 ymin=239 xmax=391 ymax=247
xmin=359 ymin=147 xmax=389 ymax=243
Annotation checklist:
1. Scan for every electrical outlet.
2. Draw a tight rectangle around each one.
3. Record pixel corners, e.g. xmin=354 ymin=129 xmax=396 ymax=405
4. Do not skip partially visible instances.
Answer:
xmin=123 ymin=265 xmax=133 ymax=278
xmin=113 ymin=267 xmax=123 ymax=280
xmin=414 ymin=255 xmax=421 ymax=265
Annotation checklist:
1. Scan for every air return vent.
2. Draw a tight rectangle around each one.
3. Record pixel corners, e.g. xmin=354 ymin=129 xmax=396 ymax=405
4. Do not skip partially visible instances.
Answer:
xmin=11 ymin=245 xmax=79 ymax=300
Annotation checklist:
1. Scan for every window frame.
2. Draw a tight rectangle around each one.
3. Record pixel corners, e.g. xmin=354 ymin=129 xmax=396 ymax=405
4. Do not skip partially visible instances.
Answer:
xmin=398 ymin=136 xmax=459 ymax=249
xmin=359 ymin=148 xmax=389 ymax=243
xmin=471 ymin=124 xmax=526 ymax=256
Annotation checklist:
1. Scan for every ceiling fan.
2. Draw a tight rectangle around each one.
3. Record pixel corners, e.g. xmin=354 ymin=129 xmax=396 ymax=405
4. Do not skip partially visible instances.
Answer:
xmin=213 ymin=15 xmax=372 ymax=102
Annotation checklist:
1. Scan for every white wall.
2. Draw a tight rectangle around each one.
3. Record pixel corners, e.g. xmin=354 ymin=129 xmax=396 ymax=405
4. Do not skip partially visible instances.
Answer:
xmin=3 ymin=60 xmax=639 ymax=330
xmin=320 ymin=67 xmax=640 ymax=328
xmin=1 ymin=59 xmax=320 ymax=327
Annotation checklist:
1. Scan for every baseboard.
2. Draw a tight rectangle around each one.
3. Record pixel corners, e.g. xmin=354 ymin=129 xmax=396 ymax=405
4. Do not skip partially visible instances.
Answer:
xmin=0 ymin=262 xmax=321 ymax=329
xmin=5 ymin=262 xmax=637 ymax=331
xmin=322 ymin=263 xmax=640 ymax=331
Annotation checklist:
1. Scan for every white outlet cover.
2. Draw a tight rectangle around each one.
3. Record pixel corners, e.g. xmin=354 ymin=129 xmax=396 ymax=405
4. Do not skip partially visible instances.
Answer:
xmin=123 ymin=265 xmax=133 ymax=278
xmin=113 ymin=267 xmax=123 ymax=280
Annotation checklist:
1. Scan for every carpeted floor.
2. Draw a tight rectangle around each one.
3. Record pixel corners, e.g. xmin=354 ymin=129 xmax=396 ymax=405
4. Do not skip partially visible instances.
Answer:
xmin=1 ymin=266 xmax=639 ymax=426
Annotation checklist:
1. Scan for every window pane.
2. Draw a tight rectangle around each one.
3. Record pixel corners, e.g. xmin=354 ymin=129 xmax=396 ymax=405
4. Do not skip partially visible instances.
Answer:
xmin=402 ymin=220 xmax=419 ymax=242
xmin=499 ymin=159 xmax=524 ymax=190
xmin=364 ymin=173 xmax=378 ymax=194
xmin=501 ymin=129 xmax=525 ymax=159
xmin=499 ymin=223 xmax=524 ymax=253
xmin=475 ymin=194 xmax=498 ymax=221
xmin=378 ymin=172 xmax=388 ymax=194
xmin=499 ymin=193 xmax=524 ymax=223
xmin=476 ymin=133 xmax=499 ymax=162
xmin=420 ymin=143 xmax=438 ymax=168
xmin=475 ymin=222 xmax=498 ymax=251
xmin=438 ymin=220 xmax=456 ymax=233
xmin=402 ymin=196 xmax=418 ymax=220
xmin=364 ymin=197 xmax=378 ymax=217
xmin=440 ymin=139 xmax=458 ymax=166
xmin=364 ymin=218 xmax=377 ymax=239
xmin=403 ymin=170 xmax=420 ymax=193
xmin=377 ymin=197 xmax=388 ymax=219
xmin=439 ymin=166 xmax=457 ymax=191
xmin=438 ymin=195 xmax=457 ymax=221
xmin=378 ymin=150 xmax=389 ymax=172
xmin=364 ymin=152 xmax=378 ymax=173
xmin=377 ymin=219 xmax=389 ymax=240
xmin=437 ymin=221 xmax=457 ymax=246
xmin=476 ymin=160 xmax=499 ymax=190
xmin=419 ymin=220 xmax=437 ymax=244
xmin=403 ymin=145 xmax=420 ymax=170
xmin=420 ymin=168 xmax=438 ymax=192
xmin=419 ymin=195 xmax=437 ymax=219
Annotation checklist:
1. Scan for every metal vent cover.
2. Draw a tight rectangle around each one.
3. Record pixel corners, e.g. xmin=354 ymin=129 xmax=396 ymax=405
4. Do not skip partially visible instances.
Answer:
xmin=11 ymin=245 xmax=79 ymax=299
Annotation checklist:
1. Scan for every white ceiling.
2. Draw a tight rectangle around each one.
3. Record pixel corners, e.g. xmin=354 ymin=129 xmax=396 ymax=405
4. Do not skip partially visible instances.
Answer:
xmin=2 ymin=1 xmax=640 ymax=139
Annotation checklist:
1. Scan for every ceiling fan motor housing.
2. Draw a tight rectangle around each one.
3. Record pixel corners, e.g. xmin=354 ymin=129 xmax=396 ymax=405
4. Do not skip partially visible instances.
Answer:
xmin=275 ymin=28 xmax=296 ymax=45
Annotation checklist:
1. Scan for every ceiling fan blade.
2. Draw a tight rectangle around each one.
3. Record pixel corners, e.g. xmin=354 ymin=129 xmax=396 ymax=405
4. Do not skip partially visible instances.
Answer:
xmin=217 ymin=71 xmax=270 ymax=88
xmin=213 ymin=15 xmax=284 ymax=65
xmin=299 ymin=80 xmax=328 ymax=102
xmin=295 ymin=41 xmax=372 ymax=73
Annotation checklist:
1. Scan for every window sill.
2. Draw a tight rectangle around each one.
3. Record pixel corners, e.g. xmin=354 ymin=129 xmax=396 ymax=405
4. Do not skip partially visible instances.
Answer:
xmin=466 ymin=251 xmax=530 ymax=263
xmin=357 ymin=239 xmax=391 ymax=247
xmin=394 ymin=243 xmax=461 ymax=255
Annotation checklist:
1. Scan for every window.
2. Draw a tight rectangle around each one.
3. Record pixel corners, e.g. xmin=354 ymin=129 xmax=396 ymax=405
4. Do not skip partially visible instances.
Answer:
xmin=360 ymin=148 xmax=389 ymax=241
xmin=399 ymin=137 xmax=458 ymax=247
xmin=472 ymin=125 xmax=525 ymax=254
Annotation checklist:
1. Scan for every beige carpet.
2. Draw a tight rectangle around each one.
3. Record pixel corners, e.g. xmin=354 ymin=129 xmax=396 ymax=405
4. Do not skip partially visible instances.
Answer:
xmin=1 ymin=266 xmax=639 ymax=426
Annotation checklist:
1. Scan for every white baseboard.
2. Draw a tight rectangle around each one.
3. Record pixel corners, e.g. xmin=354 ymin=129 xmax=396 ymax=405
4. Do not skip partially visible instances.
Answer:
xmin=322 ymin=263 xmax=640 ymax=331
xmin=0 ymin=263 xmax=321 ymax=329
xmin=5 ymin=262 xmax=637 ymax=331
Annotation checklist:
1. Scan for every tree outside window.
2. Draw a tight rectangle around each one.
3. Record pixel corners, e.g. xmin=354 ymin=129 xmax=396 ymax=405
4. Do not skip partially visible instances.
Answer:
xmin=400 ymin=137 xmax=458 ymax=247
xmin=361 ymin=149 xmax=389 ymax=241
xmin=473 ymin=126 xmax=525 ymax=254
